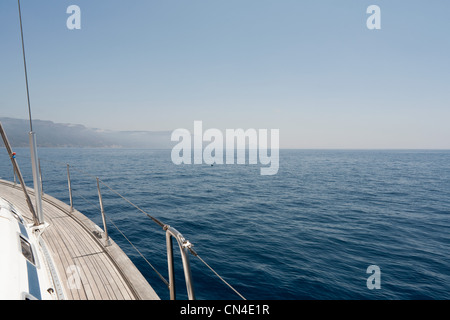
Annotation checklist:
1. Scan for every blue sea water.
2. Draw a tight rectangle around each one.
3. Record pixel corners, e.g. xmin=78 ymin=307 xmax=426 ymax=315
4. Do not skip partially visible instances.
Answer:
xmin=1 ymin=148 xmax=449 ymax=300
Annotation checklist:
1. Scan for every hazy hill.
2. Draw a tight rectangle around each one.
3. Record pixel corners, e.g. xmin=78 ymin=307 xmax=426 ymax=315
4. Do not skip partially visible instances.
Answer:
xmin=0 ymin=117 xmax=172 ymax=148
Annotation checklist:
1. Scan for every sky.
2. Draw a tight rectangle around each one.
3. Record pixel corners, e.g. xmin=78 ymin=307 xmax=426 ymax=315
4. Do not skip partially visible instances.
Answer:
xmin=1 ymin=0 xmax=449 ymax=149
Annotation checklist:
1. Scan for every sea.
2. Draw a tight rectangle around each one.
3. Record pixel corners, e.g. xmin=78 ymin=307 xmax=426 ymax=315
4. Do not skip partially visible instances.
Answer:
xmin=1 ymin=148 xmax=449 ymax=300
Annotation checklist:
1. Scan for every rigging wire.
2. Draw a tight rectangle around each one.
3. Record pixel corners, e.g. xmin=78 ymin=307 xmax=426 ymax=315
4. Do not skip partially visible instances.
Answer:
xmin=193 ymin=253 xmax=247 ymax=300
xmin=17 ymin=0 xmax=33 ymax=132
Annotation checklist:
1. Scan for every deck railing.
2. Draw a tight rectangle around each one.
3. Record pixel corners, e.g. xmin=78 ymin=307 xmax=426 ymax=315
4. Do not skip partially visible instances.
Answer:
xmin=2 ymin=123 xmax=245 ymax=300
xmin=64 ymin=163 xmax=248 ymax=300
xmin=66 ymin=164 xmax=198 ymax=300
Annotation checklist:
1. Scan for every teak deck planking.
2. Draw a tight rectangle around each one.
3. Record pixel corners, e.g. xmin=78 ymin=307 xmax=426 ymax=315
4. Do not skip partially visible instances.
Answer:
xmin=0 ymin=179 xmax=160 ymax=300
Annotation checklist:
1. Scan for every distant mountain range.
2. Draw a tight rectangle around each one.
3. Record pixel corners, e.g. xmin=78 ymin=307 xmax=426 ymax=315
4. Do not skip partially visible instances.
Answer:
xmin=0 ymin=117 xmax=172 ymax=148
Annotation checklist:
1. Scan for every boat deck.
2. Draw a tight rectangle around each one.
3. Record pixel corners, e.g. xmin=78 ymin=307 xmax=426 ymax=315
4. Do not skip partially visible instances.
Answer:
xmin=0 ymin=179 xmax=160 ymax=300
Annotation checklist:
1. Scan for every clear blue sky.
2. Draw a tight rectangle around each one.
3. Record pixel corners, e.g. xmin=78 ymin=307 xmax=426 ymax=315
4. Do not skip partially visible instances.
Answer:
xmin=1 ymin=0 xmax=449 ymax=148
